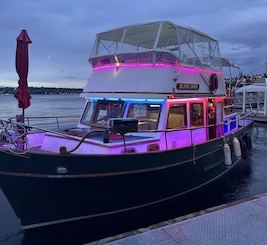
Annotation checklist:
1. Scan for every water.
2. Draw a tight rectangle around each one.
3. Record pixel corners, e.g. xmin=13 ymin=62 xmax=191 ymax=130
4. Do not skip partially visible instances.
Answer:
xmin=0 ymin=94 xmax=85 ymax=130
xmin=0 ymin=95 xmax=84 ymax=244
xmin=0 ymin=95 xmax=267 ymax=244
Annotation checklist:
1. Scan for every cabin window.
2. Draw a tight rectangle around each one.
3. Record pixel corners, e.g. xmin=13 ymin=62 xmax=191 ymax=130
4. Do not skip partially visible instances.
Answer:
xmin=167 ymin=104 xmax=187 ymax=129
xmin=127 ymin=103 xmax=161 ymax=130
xmin=190 ymin=103 xmax=204 ymax=127
xmin=81 ymin=101 xmax=96 ymax=126
xmin=92 ymin=100 xmax=125 ymax=127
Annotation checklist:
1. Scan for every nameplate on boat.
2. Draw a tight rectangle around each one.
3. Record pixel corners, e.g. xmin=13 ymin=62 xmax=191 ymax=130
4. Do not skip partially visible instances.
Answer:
xmin=176 ymin=83 xmax=199 ymax=90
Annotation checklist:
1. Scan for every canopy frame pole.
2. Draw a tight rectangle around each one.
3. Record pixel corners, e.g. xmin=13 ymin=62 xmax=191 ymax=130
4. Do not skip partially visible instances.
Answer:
xmin=119 ymin=28 xmax=127 ymax=52
xmin=153 ymin=22 xmax=163 ymax=50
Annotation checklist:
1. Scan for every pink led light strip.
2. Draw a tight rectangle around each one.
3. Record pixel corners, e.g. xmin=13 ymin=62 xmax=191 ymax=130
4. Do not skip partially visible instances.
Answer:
xmin=93 ymin=63 xmax=224 ymax=75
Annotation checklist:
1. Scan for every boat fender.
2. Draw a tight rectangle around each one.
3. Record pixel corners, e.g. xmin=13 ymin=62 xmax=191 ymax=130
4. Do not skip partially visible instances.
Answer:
xmin=240 ymin=139 xmax=248 ymax=159
xmin=224 ymin=143 xmax=232 ymax=166
xmin=244 ymin=135 xmax=252 ymax=150
xmin=233 ymin=137 xmax=241 ymax=159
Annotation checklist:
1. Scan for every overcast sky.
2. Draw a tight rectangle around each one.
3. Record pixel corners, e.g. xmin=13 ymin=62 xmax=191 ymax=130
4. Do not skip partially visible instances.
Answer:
xmin=0 ymin=0 xmax=267 ymax=88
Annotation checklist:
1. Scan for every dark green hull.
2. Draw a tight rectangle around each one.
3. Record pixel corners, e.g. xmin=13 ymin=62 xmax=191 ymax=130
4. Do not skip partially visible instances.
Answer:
xmin=0 ymin=123 xmax=253 ymax=242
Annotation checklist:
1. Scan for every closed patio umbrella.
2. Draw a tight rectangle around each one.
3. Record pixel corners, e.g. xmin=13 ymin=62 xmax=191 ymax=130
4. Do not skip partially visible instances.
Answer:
xmin=14 ymin=29 xmax=32 ymax=121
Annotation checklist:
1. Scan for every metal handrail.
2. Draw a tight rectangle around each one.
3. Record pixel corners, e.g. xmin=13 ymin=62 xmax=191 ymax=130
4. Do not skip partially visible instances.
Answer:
xmin=224 ymin=104 xmax=234 ymax=108
xmin=8 ymin=115 xmax=81 ymax=120
xmin=2 ymin=112 xmax=252 ymax=136
xmin=8 ymin=115 xmax=81 ymax=129
xmin=134 ymin=112 xmax=252 ymax=134
xmin=0 ymin=119 xmax=84 ymax=143
xmin=0 ymin=112 xmax=252 ymax=153
xmin=62 ymin=112 xmax=253 ymax=153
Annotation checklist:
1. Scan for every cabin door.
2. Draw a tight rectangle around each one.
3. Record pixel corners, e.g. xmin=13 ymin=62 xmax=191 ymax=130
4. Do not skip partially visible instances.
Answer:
xmin=208 ymin=100 xmax=223 ymax=139
xmin=208 ymin=99 xmax=216 ymax=139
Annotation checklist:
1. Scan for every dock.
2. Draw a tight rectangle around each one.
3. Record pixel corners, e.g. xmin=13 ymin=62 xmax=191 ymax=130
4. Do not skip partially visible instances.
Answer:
xmin=91 ymin=193 xmax=267 ymax=245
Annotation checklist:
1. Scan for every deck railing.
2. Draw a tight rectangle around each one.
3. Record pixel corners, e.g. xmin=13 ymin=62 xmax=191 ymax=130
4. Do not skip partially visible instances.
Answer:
xmin=8 ymin=115 xmax=81 ymax=130
xmin=0 ymin=112 xmax=253 ymax=154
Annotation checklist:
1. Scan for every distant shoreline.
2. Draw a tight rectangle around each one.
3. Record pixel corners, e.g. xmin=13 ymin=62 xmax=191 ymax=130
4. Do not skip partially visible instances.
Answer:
xmin=0 ymin=87 xmax=82 ymax=95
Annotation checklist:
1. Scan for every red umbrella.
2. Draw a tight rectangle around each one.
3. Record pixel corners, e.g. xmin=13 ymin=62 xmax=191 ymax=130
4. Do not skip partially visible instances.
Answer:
xmin=15 ymin=29 xmax=32 ymax=117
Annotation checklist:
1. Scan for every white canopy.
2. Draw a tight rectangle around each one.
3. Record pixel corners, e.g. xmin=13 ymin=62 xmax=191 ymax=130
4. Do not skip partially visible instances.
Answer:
xmin=91 ymin=21 xmax=222 ymax=71
xmin=236 ymin=84 xmax=267 ymax=93
xmin=96 ymin=21 xmax=216 ymax=49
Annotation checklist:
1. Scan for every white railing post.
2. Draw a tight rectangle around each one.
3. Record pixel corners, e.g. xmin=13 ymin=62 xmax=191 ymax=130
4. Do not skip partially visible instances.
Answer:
xmin=264 ymin=89 xmax=267 ymax=116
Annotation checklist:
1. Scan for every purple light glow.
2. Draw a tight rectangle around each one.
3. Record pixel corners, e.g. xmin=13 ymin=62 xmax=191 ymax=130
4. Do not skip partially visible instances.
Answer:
xmin=191 ymin=128 xmax=207 ymax=144
xmin=166 ymin=97 xmax=203 ymax=105
xmin=93 ymin=63 xmax=224 ymax=75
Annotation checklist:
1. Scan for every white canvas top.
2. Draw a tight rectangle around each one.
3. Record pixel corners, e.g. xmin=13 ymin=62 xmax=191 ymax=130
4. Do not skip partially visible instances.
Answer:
xmin=91 ymin=21 xmax=222 ymax=69
xmin=96 ymin=21 xmax=216 ymax=49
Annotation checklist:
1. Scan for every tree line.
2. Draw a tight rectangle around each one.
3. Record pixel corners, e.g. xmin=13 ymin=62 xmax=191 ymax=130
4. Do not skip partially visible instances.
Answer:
xmin=0 ymin=87 xmax=82 ymax=95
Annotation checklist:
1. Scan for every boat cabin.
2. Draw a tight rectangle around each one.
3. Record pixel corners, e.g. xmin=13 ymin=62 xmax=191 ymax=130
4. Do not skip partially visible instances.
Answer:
xmin=24 ymin=22 xmax=239 ymax=154
xmin=35 ymin=95 xmax=238 ymax=155
xmin=234 ymin=78 xmax=267 ymax=116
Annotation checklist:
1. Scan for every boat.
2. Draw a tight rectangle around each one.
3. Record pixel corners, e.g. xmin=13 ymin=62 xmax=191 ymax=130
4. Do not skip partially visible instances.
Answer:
xmin=234 ymin=77 xmax=267 ymax=121
xmin=0 ymin=21 xmax=253 ymax=242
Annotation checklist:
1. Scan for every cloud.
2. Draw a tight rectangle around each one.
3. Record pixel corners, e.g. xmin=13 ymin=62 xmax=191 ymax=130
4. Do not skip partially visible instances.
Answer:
xmin=0 ymin=0 xmax=267 ymax=87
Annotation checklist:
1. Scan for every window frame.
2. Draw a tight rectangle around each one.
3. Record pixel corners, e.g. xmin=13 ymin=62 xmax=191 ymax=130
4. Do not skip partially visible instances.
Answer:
xmin=189 ymin=102 xmax=204 ymax=127
xmin=126 ymin=102 xmax=162 ymax=130
xmin=166 ymin=103 xmax=188 ymax=129
xmin=91 ymin=100 xmax=125 ymax=128
xmin=80 ymin=100 xmax=96 ymax=126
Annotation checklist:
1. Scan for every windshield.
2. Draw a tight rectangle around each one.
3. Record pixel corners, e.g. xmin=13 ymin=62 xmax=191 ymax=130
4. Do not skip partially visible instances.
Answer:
xmin=80 ymin=101 xmax=96 ymax=126
xmin=91 ymin=100 xmax=125 ymax=127
xmin=127 ymin=103 xmax=161 ymax=130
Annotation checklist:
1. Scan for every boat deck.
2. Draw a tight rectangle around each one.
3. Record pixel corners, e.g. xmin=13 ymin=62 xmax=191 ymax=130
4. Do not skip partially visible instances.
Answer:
xmin=94 ymin=193 xmax=267 ymax=245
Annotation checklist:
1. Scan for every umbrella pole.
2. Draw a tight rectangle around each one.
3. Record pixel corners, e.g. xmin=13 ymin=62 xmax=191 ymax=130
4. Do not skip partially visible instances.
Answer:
xmin=22 ymin=108 xmax=25 ymax=123
xmin=22 ymin=108 xmax=25 ymax=150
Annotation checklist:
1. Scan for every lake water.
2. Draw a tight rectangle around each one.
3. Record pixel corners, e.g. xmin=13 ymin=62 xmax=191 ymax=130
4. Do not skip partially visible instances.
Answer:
xmin=0 ymin=95 xmax=267 ymax=244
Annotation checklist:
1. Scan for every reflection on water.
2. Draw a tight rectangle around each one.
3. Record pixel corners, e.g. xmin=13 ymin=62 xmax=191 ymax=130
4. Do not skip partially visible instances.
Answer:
xmin=220 ymin=124 xmax=267 ymax=202
xmin=0 ymin=95 xmax=84 ymax=245
xmin=0 ymin=189 xmax=23 ymax=245
xmin=1 ymin=95 xmax=267 ymax=244
xmin=253 ymin=124 xmax=267 ymax=145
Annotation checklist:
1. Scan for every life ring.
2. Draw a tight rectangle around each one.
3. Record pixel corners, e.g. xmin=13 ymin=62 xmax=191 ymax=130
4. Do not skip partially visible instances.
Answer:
xmin=209 ymin=74 xmax=218 ymax=92
xmin=244 ymin=135 xmax=252 ymax=150
xmin=240 ymin=138 xmax=248 ymax=159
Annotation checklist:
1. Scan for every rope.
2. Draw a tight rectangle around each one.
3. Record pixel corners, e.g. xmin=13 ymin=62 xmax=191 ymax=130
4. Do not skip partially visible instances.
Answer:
xmin=59 ymin=130 xmax=104 ymax=154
